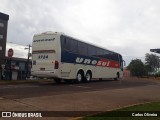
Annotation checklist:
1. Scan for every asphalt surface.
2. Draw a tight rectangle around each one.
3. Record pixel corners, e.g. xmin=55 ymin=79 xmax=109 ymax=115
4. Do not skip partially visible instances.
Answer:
xmin=0 ymin=77 xmax=160 ymax=120
xmin=0 ymin=77 xmax=157 ymax=99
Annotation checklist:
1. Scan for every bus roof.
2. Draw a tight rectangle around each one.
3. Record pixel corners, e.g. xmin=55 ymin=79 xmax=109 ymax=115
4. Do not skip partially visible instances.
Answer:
xmin=33 ymin=31 xmax=121 ymax=55
xmin=33 ymin=31 xmax=64 ymax=36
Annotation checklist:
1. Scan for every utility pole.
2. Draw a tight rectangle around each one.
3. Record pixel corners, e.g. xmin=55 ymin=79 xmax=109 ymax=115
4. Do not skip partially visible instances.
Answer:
xmin=25 ymin=44 xmax=31 ymax=79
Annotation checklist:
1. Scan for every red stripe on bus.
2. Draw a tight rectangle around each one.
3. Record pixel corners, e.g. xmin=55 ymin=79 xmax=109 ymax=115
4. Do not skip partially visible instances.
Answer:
xmin=96 ymin=59 xmax=120 ymax=68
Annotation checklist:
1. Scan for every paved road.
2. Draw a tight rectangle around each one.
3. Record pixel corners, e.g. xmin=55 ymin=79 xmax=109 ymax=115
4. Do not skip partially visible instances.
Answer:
xmin=0 ymin=78 xmax=157 ymax=99
xmin=0 ymin=77 xmax=160 ymax=120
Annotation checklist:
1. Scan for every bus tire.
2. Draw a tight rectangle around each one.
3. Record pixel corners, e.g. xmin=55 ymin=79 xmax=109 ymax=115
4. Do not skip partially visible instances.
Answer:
xmin=85 ymin=71 xmax=92 ymax=82
xmin=76 ymin=71 xmax=84 ymax=83
xmin=114 ymin=72 xmax=120 ymax=81
xmin=54 ymin=78 xmax=61 ymax=84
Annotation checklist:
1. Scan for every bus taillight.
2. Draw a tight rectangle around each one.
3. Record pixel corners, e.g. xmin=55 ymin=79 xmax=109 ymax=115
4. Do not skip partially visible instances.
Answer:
xmin=54 ymin=60 xmax=59 ymax=69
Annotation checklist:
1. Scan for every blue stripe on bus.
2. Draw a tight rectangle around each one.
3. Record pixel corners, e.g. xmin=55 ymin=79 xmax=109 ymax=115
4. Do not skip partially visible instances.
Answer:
xmin=61 ymin=50 xmax=121 ymax=68
xmin=61 ymin=51 xmax=99 ymax=65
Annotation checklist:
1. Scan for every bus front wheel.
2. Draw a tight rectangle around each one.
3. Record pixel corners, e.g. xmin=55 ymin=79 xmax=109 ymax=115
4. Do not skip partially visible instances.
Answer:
xmin=114 ymin=72 xmax=120 ymax=81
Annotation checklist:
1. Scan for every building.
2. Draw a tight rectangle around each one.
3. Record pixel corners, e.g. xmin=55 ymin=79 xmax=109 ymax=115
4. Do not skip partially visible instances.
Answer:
xmin=1 ymin=42 xmax=32 ymax=80
xmin=0 ymin=12 xmax=32 ymax=80
xmin=4 ymin=56 xmax=31 ymax=80
xmin=150 ymin=49 xmax=160 ymax=54
xmin=0 ymin=12 xmax=9 ymax=79
xmin=123 ymin=68 xmax=131 ymax=77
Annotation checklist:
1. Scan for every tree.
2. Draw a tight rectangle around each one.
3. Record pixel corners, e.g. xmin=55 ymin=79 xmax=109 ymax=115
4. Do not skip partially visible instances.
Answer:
xmin=145 ymin=53 xmax=160 ymax=72
xmin=144 ymin=64 xmax=152 ymax=74
xmin=127 ymin=59 xmax=145 ymax=77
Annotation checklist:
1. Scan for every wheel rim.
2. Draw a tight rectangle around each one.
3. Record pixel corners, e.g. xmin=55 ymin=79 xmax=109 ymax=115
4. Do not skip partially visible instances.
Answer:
xmin=86 ymin=73 xmax=91 ymax=81
xmin=77 ymin=73 xmax=82 ymax=82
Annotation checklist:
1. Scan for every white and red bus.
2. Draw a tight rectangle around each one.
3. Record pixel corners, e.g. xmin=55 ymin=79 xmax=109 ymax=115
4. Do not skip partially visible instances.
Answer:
xmin=31 ymin=31 xmax=124 ymax=83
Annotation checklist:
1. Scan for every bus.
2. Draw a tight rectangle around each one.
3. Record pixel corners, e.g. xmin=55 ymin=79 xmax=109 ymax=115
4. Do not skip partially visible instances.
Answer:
xmin=31 ymin=31 xmax=124 ymax=83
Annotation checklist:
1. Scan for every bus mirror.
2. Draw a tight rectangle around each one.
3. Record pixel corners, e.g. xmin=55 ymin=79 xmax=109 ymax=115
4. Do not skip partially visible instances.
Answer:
xmin=121 ymin=68 xmax=123 ymax=71
xmin=123 ymin=60 xmax=126 ymax=67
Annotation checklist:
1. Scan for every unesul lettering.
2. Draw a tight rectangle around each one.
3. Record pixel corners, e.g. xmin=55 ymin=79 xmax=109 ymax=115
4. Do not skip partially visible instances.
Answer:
xmin=76 ymin=57 xmax=110 ymax=67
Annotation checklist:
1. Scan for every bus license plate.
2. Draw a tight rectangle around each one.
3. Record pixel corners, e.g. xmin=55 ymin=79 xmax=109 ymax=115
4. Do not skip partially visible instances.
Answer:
xmin=40 ymin=68 xmax=45 ymax=71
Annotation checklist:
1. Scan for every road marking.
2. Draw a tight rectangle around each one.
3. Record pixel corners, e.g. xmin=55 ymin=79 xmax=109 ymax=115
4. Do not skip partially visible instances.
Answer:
xmin=69 ymin=85 xmax=91 ymax=89
xmin=0 ymin=85 xmax=39 ymax=89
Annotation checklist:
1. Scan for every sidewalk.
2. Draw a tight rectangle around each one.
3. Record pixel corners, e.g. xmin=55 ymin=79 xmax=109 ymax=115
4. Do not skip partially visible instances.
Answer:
xmin=0 ymin=79 xmax=54 ymax=85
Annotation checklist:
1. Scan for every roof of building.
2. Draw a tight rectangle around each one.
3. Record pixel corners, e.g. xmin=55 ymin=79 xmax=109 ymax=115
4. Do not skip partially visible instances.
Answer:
xmin=5 ymin=56 xmax=31 ymax=62
xmin=150 ymin=49 xmax=160 ymax=54
xmin=0 ymin=12 xmax=9 ymax=21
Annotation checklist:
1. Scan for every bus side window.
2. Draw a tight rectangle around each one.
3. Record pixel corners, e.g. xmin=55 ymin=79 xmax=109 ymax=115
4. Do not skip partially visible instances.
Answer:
xmin=96 ymin=48 xmax=104 ymax=58
xmin=70 ymin=39 xmax=78 ymax=54
xmin=110 ymin=53 xmax=114 ymax=61
xmin=103 ymin=50 xmax=110 ymax=60
xmin=78 ymin=42 xmax=87 ymax=56
xmin=66 ymin=38 xmax=71 ymax=51
xmin=61 ymin=36 xmax=70 ymax=51
xmin=115 ymin=54 xmax=119 ymax=62
xmin=88 ymin=45 xmax=96 ymax=57
xmin=61 ymin=36 xmax=65 ymax=50
xmin=112 ymin=54 xmax=116 ymax=61
xmin=119 ymin=55 xmax=123 ymax=67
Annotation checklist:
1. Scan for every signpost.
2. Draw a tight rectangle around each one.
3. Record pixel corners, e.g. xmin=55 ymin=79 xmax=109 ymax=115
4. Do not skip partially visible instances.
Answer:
xmin=25 ymin=45 xmax=31 ymax=78
xmin=8 ymin=48 xmax=14 ymax=80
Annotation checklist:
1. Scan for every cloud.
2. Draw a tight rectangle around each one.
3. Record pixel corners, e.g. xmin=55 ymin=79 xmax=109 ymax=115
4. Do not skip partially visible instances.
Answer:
xmin=1 ymin=0 xmax=160 ymax=65
xmin=6 ymin=42 xmax=28 ymax=59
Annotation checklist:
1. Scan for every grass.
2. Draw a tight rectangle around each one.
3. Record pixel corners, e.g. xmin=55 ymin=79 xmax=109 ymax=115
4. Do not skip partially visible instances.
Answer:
xmin=81 ymin=101 xmax=160 ymax=120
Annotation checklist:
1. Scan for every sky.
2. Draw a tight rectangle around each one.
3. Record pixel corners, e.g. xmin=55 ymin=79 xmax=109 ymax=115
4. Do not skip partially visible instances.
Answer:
xmin=6 ymin=42 xmax=28 ymax=59
xmin=1 ymin=0 xmax=160 ymax=65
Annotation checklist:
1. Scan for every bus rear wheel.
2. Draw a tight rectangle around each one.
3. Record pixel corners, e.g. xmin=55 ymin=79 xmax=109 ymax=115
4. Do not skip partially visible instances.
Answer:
xmin=76 ymin=71 xmax=83 ymax=83
xmin=85 ymin=72 xmax=92 ymax=82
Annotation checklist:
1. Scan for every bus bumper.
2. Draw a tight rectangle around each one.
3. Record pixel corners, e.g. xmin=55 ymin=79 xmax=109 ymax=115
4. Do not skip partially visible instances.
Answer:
xmin=31 ymin=70 xmax=59 ymax=78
